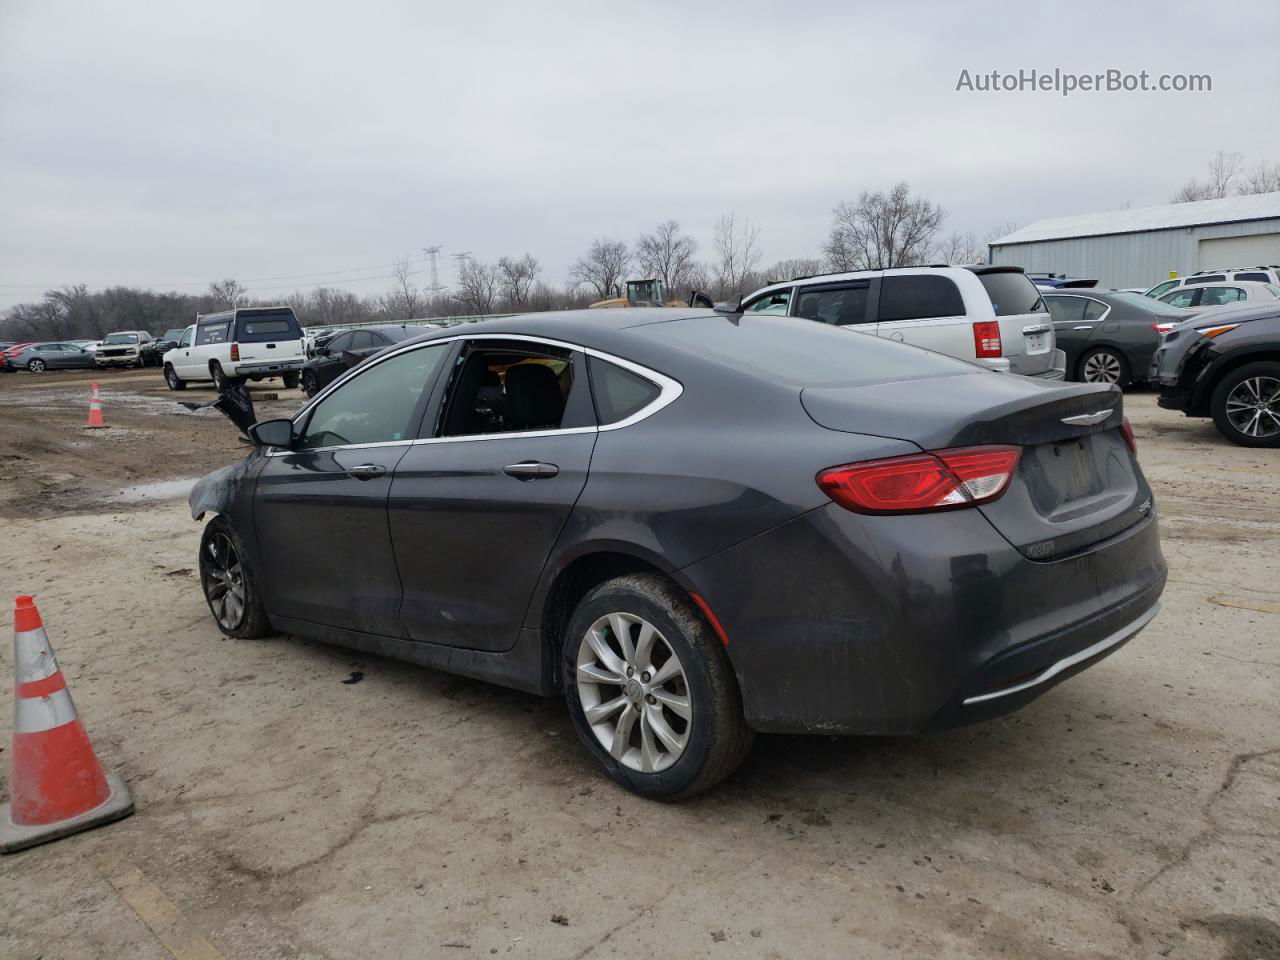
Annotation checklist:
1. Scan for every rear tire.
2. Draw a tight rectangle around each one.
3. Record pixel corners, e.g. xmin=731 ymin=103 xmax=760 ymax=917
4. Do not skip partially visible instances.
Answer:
xmin=164 ymin=364 xmax=186 ymax=391
xmin=210 ymin=362 xmax=237 ymax=392
xmin=198 ymin=516 xmax=271 ymax=639
xmin=1210 ymin=361 xmax=1280 ymax=448
xmin=27 ymin=359 xmax=46 ymax=373
xmin=282 ymin=372 xmax=300 ymax=389
xmin=1078 ymin=347 xmax=1130 ymax=389
xmin=563 ymin=574 xmax=753 ymax=800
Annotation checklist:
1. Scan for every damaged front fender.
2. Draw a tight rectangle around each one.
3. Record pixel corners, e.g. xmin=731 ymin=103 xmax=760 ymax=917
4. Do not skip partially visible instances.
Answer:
xmin=189 ymin=458 xmax=254 ymax=521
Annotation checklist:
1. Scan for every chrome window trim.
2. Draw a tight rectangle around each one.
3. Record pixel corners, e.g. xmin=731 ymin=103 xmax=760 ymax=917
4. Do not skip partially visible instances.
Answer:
xmin=267 ymin=332 xmax=681 ymax=456
xmin=1045 ymin=294 xmax=1111 ymax=327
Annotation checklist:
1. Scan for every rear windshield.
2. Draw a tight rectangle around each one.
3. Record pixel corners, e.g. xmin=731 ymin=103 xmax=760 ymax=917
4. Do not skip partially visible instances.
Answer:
xmin=978 ymin=272 xmax=1044 ymax=316
xmin=236 ymin=309 xmax=301 ymax=342
xmin=1109 ymin=291 xmax=1190 ymax=315
xmin=646 ymin=315 xmax=972 ymax=387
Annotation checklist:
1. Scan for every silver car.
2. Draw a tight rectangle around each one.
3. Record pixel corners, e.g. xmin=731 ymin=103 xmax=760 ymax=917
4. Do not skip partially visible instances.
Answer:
xmin=741 ymin=265 xmax=1066 ymax=379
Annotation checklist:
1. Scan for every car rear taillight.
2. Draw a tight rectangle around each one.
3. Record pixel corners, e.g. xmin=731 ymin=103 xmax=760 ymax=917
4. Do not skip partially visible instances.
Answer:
xmin=972 ymin=321 xmax=1002 ymax=358
xmin=1152 ymin=322 xmax=1175 ymax=335
xmin=817 ymin=446 xmax=1021 ymax=514
xmin=1121 ymin=416 xmax=1137 ymax=454
xmin=230 ymin=342 xmax=240 ymax=361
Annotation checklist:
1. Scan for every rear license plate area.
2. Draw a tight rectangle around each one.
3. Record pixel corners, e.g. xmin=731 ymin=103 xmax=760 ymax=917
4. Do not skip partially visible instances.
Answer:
xmin=1024 ymin=332 xmax=1049 ymax=354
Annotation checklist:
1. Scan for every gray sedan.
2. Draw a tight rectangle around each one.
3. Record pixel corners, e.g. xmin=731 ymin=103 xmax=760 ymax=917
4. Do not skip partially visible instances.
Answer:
xmin=1045 ymin=290 xmax=1194 ymax=388
xmin=4 ymin=341 xmax=97 ymax=372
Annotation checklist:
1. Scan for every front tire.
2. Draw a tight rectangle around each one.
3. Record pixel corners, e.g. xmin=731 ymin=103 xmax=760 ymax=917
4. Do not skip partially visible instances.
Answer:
xmin=164 ymin=364 xmax=186 ymax=391
xmin=301 ymin=369 xmax=319 ymax=398
xmin=199 ymin=516 xmax=271 ymax=639
xmin=1078 ymin=347 xmax=1130 ymax=389
xmin=563 ymin=574 xmax=752 ymax=800
xmin=1210 ymin=361 xmax=1280 ymax=448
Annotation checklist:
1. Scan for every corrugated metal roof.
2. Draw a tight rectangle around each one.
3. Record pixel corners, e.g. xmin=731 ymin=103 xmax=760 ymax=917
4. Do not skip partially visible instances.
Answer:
xmin=991 ymin=191 xmax=1280 ymax=245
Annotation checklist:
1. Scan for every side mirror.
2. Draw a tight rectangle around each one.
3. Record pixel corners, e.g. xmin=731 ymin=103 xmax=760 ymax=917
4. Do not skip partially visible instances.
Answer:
xmin=247 ymin=418 xmax=294 ymax=448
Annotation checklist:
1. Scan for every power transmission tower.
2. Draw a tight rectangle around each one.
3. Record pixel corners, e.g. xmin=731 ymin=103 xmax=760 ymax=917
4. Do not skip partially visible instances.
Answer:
xmin=451 ymin=252 xmax=472 ymax=284
xmin=422 ymin=245 xmax=444 ymax=297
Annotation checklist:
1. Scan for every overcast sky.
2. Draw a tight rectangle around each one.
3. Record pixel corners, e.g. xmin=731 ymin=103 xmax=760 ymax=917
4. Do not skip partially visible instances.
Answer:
xmin=2 ymin=0 xmax=1278 ymax=309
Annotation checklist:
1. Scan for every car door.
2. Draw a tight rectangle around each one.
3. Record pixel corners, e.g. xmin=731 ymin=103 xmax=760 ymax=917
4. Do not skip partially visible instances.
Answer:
xmin=388 ymin=336 xmax=597 ymax=651
xmin=1047 ymin=295 xmax=1107 ymax=368
xmin=314 ymin=331 xmax=353 ymax=388
xmin=342 ymin=330 xmax=381 ymax=370
xmin=253 ymin=340 xmax=455 ymax=636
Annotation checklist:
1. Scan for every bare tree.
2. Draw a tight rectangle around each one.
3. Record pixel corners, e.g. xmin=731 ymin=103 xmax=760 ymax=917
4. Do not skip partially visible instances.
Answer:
xmin=823 ymin=183 xmax=945 ymax=272
xmin=497 ymin=254 xmax=541 ymax=307
xmin=1241 ymin=159 xmax=1280 ymax=195
xmin=455 ymin=257 xmax=500 ymax=315
xmin=1171 ymin=150 xmax=1243 ymax=202
xmin=712 ymin=213 xmax=762 ymax=296
xmin=762 ymin=258 xmax=824 ymax=284
xmin=986 ymin=221 xmax=1019 ymax=243
xmin=635 ymin=220 xmax=698 ymax=293
xmin=391 ymin=255 xmax=420 ymax=319
xmin=933 ymin=232 xmax=986 ymax=265
xmin=208 ymin=278 xmax=247 ymax=309
xmin=569 ymin=238 xmax=630 ymax=299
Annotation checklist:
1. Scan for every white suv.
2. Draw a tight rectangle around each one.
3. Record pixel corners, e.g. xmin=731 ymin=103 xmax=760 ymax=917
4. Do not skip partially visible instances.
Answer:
xmin=741 ymin=266 xmax=1065 ymax=379
xmin=1145 ymin=266 xmax=1280 ymax=299
xmin=163 ymin=306 xmax=306 ymax=391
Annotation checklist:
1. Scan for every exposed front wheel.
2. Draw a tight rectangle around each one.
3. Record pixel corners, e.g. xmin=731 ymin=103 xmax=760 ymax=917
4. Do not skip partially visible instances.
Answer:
xmin=27 ymin=359 xmax=46 ymax=373
xmin=199 ymin=516 xmax=271 ymax=639
xmin=563 ymin=574 xmax=753 ymax=800
xmin=1211 ymin=361 xmax=1280 ymax=448
xmin=301 ymin=369 xmax=319 ymax=397
xmin=164 ymin=364 xmax=186 ymax=391
xmin=1078 ymin=347 xmax=1130 ymax=389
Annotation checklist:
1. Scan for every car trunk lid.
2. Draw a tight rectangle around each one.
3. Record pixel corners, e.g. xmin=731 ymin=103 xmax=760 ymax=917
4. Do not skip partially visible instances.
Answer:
xmin=802 ymin=374 xmax=1151 ymax=560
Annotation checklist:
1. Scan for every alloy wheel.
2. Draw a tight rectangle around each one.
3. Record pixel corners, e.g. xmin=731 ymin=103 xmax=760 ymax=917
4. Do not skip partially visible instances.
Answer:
xmin=1082 ymin=351 xmax=1123 ymax=384
xmin=203 ymin=533 xmax=247 ymax=630
xmin=29 ymin=360 xmax=45 ymax=373
xmin=1224 ymin=376 xmax=1280 ymax=439
xmin=576 ymin=612 xmax=692 ymax=774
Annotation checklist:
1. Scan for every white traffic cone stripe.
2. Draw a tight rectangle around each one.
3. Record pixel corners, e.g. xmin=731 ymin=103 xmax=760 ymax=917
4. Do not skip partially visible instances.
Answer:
xmin=15 ymin=687 xmax=79 ymax=734
xmin=15 ymin=627 xmax=59 ymax=684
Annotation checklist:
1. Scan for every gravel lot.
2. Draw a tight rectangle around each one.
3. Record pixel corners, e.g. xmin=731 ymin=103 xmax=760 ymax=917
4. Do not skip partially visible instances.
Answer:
xmin=0 ymin=368 xmax=1277 ymax=960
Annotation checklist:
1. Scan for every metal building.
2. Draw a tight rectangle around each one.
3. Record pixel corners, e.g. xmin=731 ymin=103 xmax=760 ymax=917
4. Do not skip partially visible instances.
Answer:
xmin=988 ymin=192 xmax=1280 ymax=289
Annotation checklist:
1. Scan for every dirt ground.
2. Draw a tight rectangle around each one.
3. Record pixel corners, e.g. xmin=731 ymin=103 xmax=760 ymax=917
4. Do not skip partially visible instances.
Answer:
xmin=0 ymin=368 xmax=1276 ymax=960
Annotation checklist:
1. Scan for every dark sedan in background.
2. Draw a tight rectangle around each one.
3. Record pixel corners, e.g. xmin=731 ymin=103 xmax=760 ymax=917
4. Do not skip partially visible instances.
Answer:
xmin=299 ymin=324 xmax=431 ymax=396
xmin=1153 ymin=301 xmax=1280 ymax=447
xmin=1045 ymin=290 xmax=1194 ymax=388
xmin=2 ymin=341 xmax=97 ymax=372
xmin=190 ymin=308 xmax=1165 ymax=799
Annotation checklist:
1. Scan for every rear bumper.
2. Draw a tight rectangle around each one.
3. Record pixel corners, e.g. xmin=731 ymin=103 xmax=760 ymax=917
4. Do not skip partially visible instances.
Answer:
xmin=1025 ymin=349 xmax=1067 ymax=380
xmin=681 ymin=501 xmax=1166 ymax=735
xmin=232 ymin=359 xmax=303 ymax=376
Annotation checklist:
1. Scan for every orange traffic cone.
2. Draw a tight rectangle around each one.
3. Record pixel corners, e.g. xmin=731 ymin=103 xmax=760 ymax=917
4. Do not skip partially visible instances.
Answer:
xmin=1 ymin=596 xmax=133 ymax=853
xmin=86 ymin=382 xmax=106 ymax=429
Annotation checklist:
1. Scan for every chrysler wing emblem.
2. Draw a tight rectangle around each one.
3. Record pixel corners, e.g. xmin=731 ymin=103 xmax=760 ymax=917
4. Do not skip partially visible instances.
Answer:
xmin=1061 ymin=409 xmax=1114 ymax=426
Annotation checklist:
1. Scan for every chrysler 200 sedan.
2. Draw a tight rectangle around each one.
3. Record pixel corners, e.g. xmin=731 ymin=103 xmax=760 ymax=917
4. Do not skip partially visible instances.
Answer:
xmin=189 ymin=308 xmax=1166 ymax=799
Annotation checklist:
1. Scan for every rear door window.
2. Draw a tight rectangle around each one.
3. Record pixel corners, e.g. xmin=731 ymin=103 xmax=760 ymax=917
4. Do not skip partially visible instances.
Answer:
xmin=878 ymin=275 xmax=964 ymax=321
xmin=1186 ymin=274 xmax=1225 ymax=285
xmin=795 ymin=283 xmax=871 ymax=325
xmin=1162 ymin=289 xmax=1199 ymax=308
xmin=1045 ymin=296 xmax=1086 ymax=323
xmin=1200 ymin=287 xmax=1245 ymax=305
xmin=977 ymin=272 xmax=1044 ymax=316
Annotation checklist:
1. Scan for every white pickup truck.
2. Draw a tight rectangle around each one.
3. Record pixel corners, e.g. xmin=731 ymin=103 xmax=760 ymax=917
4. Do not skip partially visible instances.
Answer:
xmin=163 ymin=306 xmax=306 ymax=391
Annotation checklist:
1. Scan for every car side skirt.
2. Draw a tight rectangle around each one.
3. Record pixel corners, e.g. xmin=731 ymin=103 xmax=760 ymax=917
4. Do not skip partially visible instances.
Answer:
xmin=267 ymin=616 xmax=557 ymax=697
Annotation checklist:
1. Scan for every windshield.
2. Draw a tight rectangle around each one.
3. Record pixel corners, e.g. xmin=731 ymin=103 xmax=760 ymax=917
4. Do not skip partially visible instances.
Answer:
xmin=103 ymin=333 xmax=139 ymax=345
xmin=162 ymin=329 xmax=185 ymax=340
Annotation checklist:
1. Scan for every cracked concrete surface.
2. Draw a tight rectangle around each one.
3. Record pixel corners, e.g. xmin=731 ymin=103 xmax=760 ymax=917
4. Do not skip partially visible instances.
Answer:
xmin=0 ymin=382 xmax=1276 ymax=959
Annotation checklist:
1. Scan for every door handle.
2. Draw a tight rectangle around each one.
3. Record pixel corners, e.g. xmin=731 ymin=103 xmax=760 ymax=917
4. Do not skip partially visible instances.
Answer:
xmin=503 ymin=461 xmax=559 ymax=480
xmin=1073 ymin=325 xmax=1093 ymax=330
xmin=346 ymin=463 xmax=386 ymax=480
